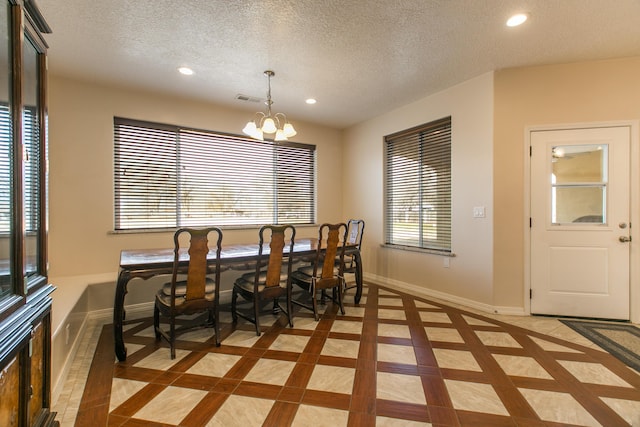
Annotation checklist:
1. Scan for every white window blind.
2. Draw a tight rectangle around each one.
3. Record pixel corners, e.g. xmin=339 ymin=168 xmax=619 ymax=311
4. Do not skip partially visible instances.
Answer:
xmin=0 ymin=104 xmax=11 ymax=233
xmin=385 ymin=117 xmax=451 ymax=252
xmin=114 ymin=118 xmax=316 ymax=230
xmin=0 ymin=104 xmax=39 ymax=233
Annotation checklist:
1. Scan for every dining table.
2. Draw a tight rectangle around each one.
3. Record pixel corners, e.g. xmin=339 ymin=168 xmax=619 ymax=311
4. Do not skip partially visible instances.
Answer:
xmin=113 ymin=238 xmax=362 ymax=361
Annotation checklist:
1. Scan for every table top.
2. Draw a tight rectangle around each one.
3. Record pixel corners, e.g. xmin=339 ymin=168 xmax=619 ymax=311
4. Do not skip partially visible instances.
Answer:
xmin=119 ymin=238 xmax=329 ymax=269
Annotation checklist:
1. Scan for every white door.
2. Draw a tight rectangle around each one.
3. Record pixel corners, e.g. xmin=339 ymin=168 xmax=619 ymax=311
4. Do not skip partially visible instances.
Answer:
xmin=530 ymin=126 xmax=631 ymax=320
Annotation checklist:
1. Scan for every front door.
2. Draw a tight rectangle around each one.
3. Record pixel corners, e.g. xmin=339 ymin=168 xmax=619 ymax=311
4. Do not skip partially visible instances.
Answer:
xmin=530 ymin=126 xmax=631 ymax=320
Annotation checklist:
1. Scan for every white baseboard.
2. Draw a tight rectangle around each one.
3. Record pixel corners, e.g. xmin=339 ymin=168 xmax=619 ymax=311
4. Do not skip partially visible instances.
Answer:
xmin=51 ymin=313 xmax=89 ymax=405
xmin=364 ymin=273 xmax=526 ymax=316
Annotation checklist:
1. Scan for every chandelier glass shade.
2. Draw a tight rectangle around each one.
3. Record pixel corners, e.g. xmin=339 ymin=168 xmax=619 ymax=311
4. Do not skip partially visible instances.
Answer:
xmin=243 ymin=70 xmax=297 ymax=141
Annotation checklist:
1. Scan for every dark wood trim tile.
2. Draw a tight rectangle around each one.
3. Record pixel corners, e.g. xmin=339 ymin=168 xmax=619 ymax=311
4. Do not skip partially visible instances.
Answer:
xmin=302 ymin=389 xmax=351 ymax=410
xmin=375 ymin=399 xmax=430 ymax=423
xmin=456 ymin=410 xmax=517 ymax=427
xmin=234 ymin=381 xmax=281 ymax=400
xmin=172 ymin=373 xmax=220 ymax=391
xmin=179 ymin=391 xmax=228 ymax=427
xmin=109 ymin=383 xmax=166 ymax=418
xmin=263 ymin=401 xmax=299 ymax=427
xmin=277 ymin=386 xmax=305 ymax=403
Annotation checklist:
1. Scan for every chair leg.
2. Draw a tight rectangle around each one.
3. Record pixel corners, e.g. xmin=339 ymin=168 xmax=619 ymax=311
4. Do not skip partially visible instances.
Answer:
xmin=231 ymin=287 xmax=238 ymax=323
xmin=337 ymin=282 xmax=345 ymax=315
xmin=253 ymin=299 xmax=261 ymax=336
xmin=153 ymin=304 xmax=161 ymax=340
xmin=286 ymin=286 xmax=294 ymax=327
xmin=212 ymin=307 xmax=221 ymax=347
xmin=170 ymin=315 xmax=176 ymax=360
xmin=311 ymin=281 xmax=319 ymax=321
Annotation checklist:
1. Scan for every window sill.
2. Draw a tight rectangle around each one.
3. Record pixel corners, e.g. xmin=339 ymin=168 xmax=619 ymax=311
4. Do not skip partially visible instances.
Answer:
xmin=109 ymin=223 xmax=320 ymax=235
xmin=381 ymin=243 xmax=455 ymax=257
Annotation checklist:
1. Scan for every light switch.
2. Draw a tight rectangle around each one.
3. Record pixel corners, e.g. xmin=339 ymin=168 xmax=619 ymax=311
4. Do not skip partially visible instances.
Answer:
xmin=473 ymin=206 xmax=486 ymax=218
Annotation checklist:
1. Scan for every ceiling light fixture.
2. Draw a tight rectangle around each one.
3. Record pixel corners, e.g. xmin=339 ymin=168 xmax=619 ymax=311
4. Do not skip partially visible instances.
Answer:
xmin=506 ymin=13 xmax=528 ymax=27
xmin=243 ymin=70 xmax=297 ymax=141
xmin=305 ymin=98 xmax=317 ymax=105
xmin=178 ymin=66 xmax=194 ymax=75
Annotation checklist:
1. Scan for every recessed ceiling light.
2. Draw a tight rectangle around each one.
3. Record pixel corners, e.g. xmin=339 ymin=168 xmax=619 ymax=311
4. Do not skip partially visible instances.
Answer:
xmin=305 ymin=98 xmax=317 ymax=105
xmin=506 ymin=13 xmax=528 ymax=27
xmin=178 ymin=66 xmax=194 ymax=75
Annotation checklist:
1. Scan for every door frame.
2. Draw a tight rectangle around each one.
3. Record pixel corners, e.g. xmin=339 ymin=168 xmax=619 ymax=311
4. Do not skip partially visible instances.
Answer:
xmin=524 ymin=120 xmax=640 ymax=323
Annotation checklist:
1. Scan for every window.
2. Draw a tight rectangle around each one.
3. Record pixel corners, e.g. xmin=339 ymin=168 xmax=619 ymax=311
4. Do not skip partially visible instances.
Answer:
xmin=384 ymin=117 xmax=451 ymax=253
xmin=114 ymin=118 xmax=316 ymax=230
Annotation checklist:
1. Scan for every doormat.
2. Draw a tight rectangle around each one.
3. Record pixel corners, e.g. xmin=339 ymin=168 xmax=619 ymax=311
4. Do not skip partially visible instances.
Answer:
xmin=560 ymin=319 xmax=640 ymax=372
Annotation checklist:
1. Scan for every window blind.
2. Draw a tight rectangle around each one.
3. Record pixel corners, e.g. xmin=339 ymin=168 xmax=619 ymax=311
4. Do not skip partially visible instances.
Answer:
xmin=0 ymin=104 xmax=39 ymax=234
xmin=23 ymin=106 xmax=40 ymax=233
xmin=384 ymin=117 xmax=451 ymax=252
xmin=0 ymin=104 xmax=11 ymax=233
xmin=114 ymin=118 xmax=316 ymax=230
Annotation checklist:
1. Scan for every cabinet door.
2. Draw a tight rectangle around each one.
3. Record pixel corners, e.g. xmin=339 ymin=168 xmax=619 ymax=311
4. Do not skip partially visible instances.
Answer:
xmin=29 ymin=321 xmax=44 ymax=425
xmin=0 ymin=356 xmax=21 ymax=427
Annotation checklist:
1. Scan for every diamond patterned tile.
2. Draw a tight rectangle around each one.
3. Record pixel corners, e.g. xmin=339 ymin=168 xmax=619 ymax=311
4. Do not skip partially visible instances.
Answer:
xmin=186 ymin=353 xmax=242 ymax=378
xmin=377 ymin=372 xmax=427 ymax=405
xmin=444 ymin=379 xmax=509 ymax=416
xmin=243 ymin=359 xmax=297 ymax=385
xmin=320 ymin=338 xmax=361 ymax=359
xmin=205 ymin=394 xmax=274 ymax=426
xmin=474 ymin=330 xmax=522 ymax=348
xmin=378 ymin=323 xmax=412 ymax=339
xmin=132 ymin=385 xmax=208 ymax=424
xmin=433 ymin=349 xmax=482 ymax=372
xmin=492 ymin=354 xmax=552 ymax=379
xmin=292 ymin=404 xmax=349 ymax=426
xmin=306 ymin=365 xmax=355 ymax=394
xmin=269 ymin=334 xmax=310 ymax=353
xmin=378 ymin=343 xmax=417 ymax=365
xmin=518 ymin=388 xmax=600 ymax=426
xmin=378 ymin=308 xmax=407 ymax=321
xmin=418 ymin=311 xmax=451 ymax=324
xmin=330 ymin=319 xmax=363 ymax=335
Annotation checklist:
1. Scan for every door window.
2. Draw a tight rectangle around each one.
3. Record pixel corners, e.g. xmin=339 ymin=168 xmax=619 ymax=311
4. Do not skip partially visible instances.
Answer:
xmin=551 ymin=144 xmax=607 ymax=224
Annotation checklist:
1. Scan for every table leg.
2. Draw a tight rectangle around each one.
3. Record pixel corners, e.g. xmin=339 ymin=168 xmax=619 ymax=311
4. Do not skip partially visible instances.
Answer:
xmin=114 ymin=270 xmax=130 ymax=361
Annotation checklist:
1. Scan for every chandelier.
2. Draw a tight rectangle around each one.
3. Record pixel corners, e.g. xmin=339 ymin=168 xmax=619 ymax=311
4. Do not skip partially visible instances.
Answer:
xmin=242 ymin=70 xmax=297 ymax=141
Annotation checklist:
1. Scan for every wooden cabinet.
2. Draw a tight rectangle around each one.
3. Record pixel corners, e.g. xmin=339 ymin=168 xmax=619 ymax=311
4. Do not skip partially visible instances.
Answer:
xmin=0 ymin=0 xmax=55 ymax=426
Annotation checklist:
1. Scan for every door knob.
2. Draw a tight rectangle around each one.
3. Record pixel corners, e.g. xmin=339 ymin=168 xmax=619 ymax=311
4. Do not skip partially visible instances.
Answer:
xmin=619 ymin=236 xmax=632 ymax=242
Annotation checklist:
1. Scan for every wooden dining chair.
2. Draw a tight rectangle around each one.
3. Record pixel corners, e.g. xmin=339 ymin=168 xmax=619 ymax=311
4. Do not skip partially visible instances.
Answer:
xmin=231 ymin=224 xmax=296 ymax=335
xmin=154 ymin=227 xmax=223 ymax=359
xmin=341 ymin=219 xmax=364 ymax=294
xmin=291 ymin=222 xmax=348 ymax=320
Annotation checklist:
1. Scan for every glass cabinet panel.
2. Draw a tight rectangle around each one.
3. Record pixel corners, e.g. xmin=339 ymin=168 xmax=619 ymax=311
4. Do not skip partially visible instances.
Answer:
xmin=22 ymin=33 xmax=41 ymax=281
xmin=0 ymin=2 xmax=11 ymax=302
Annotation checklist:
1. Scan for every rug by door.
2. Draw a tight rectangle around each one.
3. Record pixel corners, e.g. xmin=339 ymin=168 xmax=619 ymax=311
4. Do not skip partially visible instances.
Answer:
xmin=560 ymin=319 xmax=640 ymax=372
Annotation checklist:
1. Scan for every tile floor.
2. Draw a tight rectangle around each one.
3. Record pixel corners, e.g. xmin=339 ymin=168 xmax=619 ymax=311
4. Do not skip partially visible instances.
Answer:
xmin=53 ymin=283 xmax=640 ymax=426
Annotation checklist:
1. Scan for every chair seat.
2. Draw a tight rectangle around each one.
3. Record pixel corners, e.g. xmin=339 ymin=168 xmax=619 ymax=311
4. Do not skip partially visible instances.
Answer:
xmin=293 ymin=265 xmax=339 ymax=281
xmin=234 ymin=270 xmax=288 ymax=294
xmin=157 ymin=278 xmax=216 ymax=307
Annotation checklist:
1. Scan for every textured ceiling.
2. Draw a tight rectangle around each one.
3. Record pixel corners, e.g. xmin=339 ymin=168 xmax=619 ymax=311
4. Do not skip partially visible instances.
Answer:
xmin=37 ymin=0 xmax=640 ymax=129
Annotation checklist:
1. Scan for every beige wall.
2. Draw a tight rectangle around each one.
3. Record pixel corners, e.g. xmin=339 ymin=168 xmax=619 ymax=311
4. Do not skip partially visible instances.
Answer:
xmin=343 ymin=73 xmax=496 ymax=310
xmin=493 ymin=57 xmax=640 ymax=309
xmin=47 ymin=75 xmax=344 ymax=332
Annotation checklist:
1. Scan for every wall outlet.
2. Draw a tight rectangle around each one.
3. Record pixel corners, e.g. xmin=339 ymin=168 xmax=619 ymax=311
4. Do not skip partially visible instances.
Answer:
xmin=443 ymin=257 xmax=450 ymax=268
